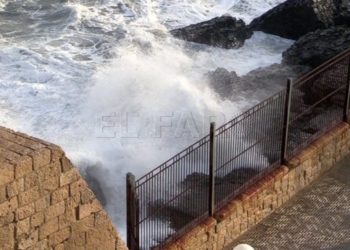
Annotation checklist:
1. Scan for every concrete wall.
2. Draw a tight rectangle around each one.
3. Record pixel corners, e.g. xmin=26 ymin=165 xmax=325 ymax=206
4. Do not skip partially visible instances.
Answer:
xmin=0 ymin=126 xmax=128 ymax=250
xmin=164 ymin=122 xmax=350 ymax=250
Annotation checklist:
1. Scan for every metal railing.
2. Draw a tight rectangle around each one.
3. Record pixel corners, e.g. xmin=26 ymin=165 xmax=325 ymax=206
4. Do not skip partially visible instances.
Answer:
xmin=126 ymin=48 xmax=350 ymax=250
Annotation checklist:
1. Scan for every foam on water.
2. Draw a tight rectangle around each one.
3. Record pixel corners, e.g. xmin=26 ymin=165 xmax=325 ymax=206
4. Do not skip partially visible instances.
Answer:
xmin=0 ymin=0 xmax=290 ymax=240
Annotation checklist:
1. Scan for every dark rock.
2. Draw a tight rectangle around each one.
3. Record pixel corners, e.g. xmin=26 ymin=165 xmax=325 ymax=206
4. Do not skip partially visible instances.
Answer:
xmin=249 ymin=0 xmax=342 ymax=40
xmin=334 ymin=1 xmax=350 ymax=26
xmin=206 ymin=63 xmax=311 ymax=101
xmin=310 ymin=60 xmax=348 ymax=105
xmin=149 ymin=168 xmax=259 ymax=230
xmin=170 ymin=15 xmax=253 ymax=49
xmin=181 ymin=172 xmax=226 ymax=188
xmin=282 ymin=26 xmax=350 ymax=68
xmin=223 ymin=168 xmax=259 ymax=185
xmin=147 ymin=199 xmax=195 ymax=232
xmin=206 ymin=68 xmax=240 ymax=98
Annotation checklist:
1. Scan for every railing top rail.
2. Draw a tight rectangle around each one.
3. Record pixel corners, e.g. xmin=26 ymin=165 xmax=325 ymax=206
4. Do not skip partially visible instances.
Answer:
xmin=215 ymin=90 xmax=285 ymax=135
xmin=135 ymin=134 xmax=210 ymax=187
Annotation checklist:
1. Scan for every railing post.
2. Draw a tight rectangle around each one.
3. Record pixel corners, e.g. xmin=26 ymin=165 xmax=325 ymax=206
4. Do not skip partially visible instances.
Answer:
xmin=281 ymin=78 xmax=293 ymax=165
xmin=209 ymin=122 xmax=216 ymax=216
xmin=343 ymin=56 xmax=350 ymax=122
xmin=126 ymin=173 xmax=139 ymax=250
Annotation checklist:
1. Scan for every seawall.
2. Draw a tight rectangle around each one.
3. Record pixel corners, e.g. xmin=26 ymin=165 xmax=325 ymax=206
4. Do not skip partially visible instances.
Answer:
xmin=0 ymin=126 xmax=128 ymax=250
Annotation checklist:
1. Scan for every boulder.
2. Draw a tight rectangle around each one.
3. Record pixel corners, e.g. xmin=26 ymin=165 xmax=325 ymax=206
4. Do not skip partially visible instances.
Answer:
xmin=170 ymin=15 xmax=253 ymax=49
xmin=206 ymin=68 xmax=240 ymax=98
xmin=249 ymin=0 xmax=342 ymax=40
xmin=282 ymin=26 xmax=350 ymax=68
xmin=206 ymin=63 xmax=311 ymax=101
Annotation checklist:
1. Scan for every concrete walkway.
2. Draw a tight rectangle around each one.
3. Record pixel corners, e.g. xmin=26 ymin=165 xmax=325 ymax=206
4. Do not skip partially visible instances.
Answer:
xmin=225 ymin=154 xmax=350 ymax=250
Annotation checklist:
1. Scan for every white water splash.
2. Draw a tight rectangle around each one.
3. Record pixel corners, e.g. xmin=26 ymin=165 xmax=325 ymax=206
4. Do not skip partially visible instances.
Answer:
xmin=0 ymin=0 xmax=291 ymax=240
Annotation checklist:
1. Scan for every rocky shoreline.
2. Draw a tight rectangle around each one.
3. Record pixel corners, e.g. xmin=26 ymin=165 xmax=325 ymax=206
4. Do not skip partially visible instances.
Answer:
xmin=170 ymin=0 xmax=350 ymax=100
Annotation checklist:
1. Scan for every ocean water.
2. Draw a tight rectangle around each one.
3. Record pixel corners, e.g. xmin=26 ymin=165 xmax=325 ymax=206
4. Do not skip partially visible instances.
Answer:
xmin=0 ymin=0 xmax=291 ymax=240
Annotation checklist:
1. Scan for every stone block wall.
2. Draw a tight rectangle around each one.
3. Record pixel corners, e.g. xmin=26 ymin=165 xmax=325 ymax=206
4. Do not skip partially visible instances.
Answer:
xmin=164 ymin=122 xmax=350 ymax=250
xmin=0 ymin=126 xmax=128 ymax=250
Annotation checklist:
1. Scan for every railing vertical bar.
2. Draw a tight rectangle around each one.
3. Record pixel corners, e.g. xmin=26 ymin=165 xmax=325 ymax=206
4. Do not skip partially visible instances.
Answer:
xmin=209 ymin=122 xmax=216 ymax=216
xmin=343 ymin=56 xmax=350 ymax=122
xmin=135 ymin=195 xmax=140 ymax=249
xmin=126 ymin=173 xmax=136 ymax=250
xmin=281 ymin=78 xmax=293 ymax=165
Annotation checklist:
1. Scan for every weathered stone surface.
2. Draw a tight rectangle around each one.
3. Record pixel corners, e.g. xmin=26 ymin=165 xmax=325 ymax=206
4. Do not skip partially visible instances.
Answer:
xmin=16 ymin=202 xmax=35 ymax=220
xmin=249 ymin=0 xmax=342 ymax=40
xmin=18 ymin=186 xmax=40 ymax=207
xmin=7 ymin=177 xmax=24 ymax=198
xmin=0 ymin=161 xmax=15 ymax=185
xmin=31 ymin=211 xmax=44 ymax=228
xmin=24 ymin=172 xmax=39 ymax=190
xmin=60 ymin=156 xmax=73 ymax=172
xmin=49 ymin=227 xmax=71 ymax=246
xmin=71 ymin=214 xmax=94 ymax=233
xmin=0 ymin=224 xmax=15 ymax=249
xmin=85 ymin=222 xmax=117 ymax=250
xmin=78 ymin=199 xmax=102 ymax=220
xmin=37 ymin=161 xmax=60 ymax=183
xmin=60 ymin=168 xmax=80 ymax=187
xmin=65 ymin=231 xmax=86 ymax=249
xmin=41 ymin=176 xmax=60 ymax=196
xmin=18 ymin=229 xmax=39 ymax=249
xmin=16 ymin=218 xmax=31 ymax=237
xmin=0 ymin=197 xmax=18 ymax=217
xmin=39 ymin=218 xmax=59 ymax=240
xmin=0 ymin=127 xmax=45 ymax=151
xmin=33 ymin=239 xmax=48 ymax=250
xmin=45 ymin=201 xmax=65 ymax=221
xmin=58 ymin=208 xmax=76 ymax=229
xmin=30 ymin=147 xmax=51 ymax=170
xmin=95 ymin=210 xmax=109 ymax=226
xmin=52 ymin=186 xmax=69 ymax=205
xmin=283 ymin=26 xmax=350 ymax=68
xmin=0 ymin=126 xmax=127 ymax=250
xmin=14 ymin=155 xmax=33 ymax=179
xmin=170 ymin=15 xmax=253 ymax=49
xmin=35 ymin=195 xmax=50 ymax=212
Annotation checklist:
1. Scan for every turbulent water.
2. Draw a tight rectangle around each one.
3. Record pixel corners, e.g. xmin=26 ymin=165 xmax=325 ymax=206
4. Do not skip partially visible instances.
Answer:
xmin=0 ymin=0 xmax=291 ymax=239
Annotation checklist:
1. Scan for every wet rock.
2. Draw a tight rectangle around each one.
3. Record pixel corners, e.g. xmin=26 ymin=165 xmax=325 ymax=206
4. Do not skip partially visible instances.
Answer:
xmin=170 ymin=15 xmax=253 ymax=49
xmin=206 ymin=63 xmax=311 ymax=101
xmin=282 ymin=26 xmax=350 ymax=68
xmin=206 ymin=68 xmax=240 ymax=98
xmin=249 ymin=0 xmax=343 ymax=40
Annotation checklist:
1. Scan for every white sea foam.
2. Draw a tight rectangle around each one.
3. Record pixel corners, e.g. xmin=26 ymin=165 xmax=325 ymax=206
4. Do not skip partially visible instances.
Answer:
xmin=0 ymin=0 xmax=290 ymax=241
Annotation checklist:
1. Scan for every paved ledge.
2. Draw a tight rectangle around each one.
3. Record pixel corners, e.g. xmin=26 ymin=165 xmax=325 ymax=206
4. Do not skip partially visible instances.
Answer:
xmin=226 ymin=154 xmax=350 ymax=250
